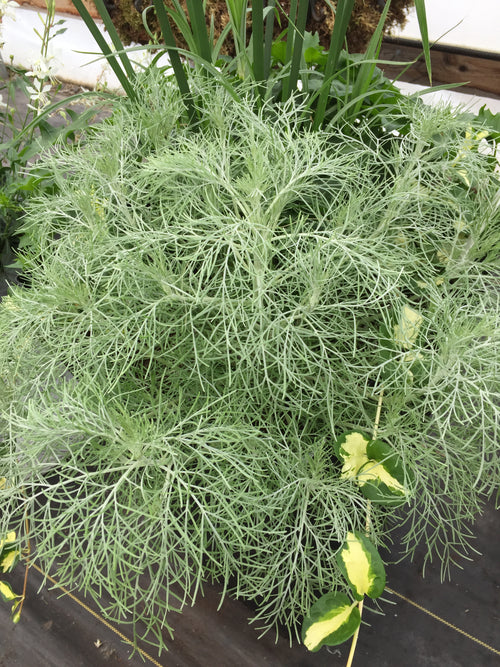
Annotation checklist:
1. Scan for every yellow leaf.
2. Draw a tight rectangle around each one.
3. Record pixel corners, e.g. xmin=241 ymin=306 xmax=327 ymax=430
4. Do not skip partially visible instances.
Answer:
xmin=456 ymin=169 xmax=471 ymax=187
xmin=1 ymin=296 xmax=20 ymax=312
xmin=0 ymin=580 xmax=20 ymax=602
xmin=303 ymin=604 xmax=354 ymax=651
xmin=1 ymin=549 xmax=19 ymax=573
xmin=358 ymin=460 xmax=406 ymax=494
xmin=393 ymin=305 xmax=422 ymax=350
xmin=0 ymin=531 xmax=16 ymax=552
xmin=341 ymin=532 xmax=373 ymax=596
xmin=339 ymin=432 xmax=370 ymax=479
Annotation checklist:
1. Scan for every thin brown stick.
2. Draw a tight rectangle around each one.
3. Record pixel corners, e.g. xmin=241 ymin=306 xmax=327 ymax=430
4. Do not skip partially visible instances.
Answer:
xmin=345 ymin=389 xmax=384 ymax=667
xmin=15 ymin=512 xmax=31 ymax=619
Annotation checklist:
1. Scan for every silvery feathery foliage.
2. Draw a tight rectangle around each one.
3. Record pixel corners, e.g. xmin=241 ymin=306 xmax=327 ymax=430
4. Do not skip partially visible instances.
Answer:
xmin=0 ymin=72 xmax=498 ymax=648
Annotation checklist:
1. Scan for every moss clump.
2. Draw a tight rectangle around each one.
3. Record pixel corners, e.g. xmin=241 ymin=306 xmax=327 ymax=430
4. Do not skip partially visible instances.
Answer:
xmin=105 ymin=0 xmax=414 ymax=53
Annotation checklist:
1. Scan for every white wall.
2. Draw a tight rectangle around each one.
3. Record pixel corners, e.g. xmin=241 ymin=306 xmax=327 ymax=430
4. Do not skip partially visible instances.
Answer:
xmin=395 ymin=0 xmax=499 ymax=53
xmin=1 ymin=6 xmax=122 ymax=88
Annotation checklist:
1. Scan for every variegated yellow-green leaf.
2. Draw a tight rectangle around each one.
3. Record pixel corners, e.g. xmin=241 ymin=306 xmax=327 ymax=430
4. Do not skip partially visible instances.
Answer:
xmin=336 ymin=531 xmax=386 ymax=601
xmin=11 ymin=596 xmax=22 ymax=613
xmin=11 ymin=595 xmax=23 ymax=623
xmin=357 ymin=460 xmax=406 ymax=500
xmin=393 ymin=305 xmax=422 ymax=349
xmin=301 ymin=592 xmax=360 ymax=652
xmin=358 ymin=439 xmax=411 ymax=504
xmin=1 ymin=548 xmax=20 ymax=573
xmin=334 ymin=431 xmax=371 ymax=479
xmin=0 ymin=530 xmax=16 ymax=551
xmin=335 ymin=434 xmax=411 ymax=504
xmin=0 ymin=580 xmax=21 ymax=603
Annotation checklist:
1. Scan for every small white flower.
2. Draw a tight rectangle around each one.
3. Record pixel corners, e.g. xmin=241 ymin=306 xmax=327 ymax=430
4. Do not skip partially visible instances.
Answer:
xmin=26 ymin=55 xmax=56 ymax=81
xmin=26 ymin=79 xmax=52 ymax=113
xmin=0 ymin=0 xmax=18 ymax=21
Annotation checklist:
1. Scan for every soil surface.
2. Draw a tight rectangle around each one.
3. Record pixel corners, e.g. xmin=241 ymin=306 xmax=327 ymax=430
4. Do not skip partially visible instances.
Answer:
xmin=0 ymin=497 xmax=498 ymax=666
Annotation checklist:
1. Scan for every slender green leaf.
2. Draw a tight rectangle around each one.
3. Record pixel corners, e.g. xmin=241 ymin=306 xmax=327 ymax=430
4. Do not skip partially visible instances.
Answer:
xmin=185 ymin=0 xmax=212 ymax=62
xmin=350 ymin=0 xmax=392 ymax=116
xmin=283 ymin=0 xmax=299 ymax=68
xmin=87 ymin=0 xmax=137 ymax=81
xmin=251 ymin=0 xmax=264 ymax=83
xmin=284 ymin=0 xmax=310 ymax=101
xmin=415 ymin=0 xmax=432 ymax=84
xmin=313 ymin=0 xmax=355 ymax=128
xmin=71 ymin=0 xmax=136 ymax=99
xmin=163 ymin=0 xmax=198 ymax=53
xmin=263 ymin=0 xmax=276 ymax=79
xmin=212 ymin=22 xmax=233 ymax=63
xmin=152 ymin=0 xmax=196 ymax=124
xmin=226 ymin=0 xmax=247 ymax=54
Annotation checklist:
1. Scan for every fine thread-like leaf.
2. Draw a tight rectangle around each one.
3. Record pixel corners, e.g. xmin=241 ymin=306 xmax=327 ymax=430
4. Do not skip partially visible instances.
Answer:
xmin=0 ymin=74 xmax=498 ymax=650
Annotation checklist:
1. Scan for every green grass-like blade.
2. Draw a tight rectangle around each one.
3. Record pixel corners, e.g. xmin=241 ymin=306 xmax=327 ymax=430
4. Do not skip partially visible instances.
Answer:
xmin=350 ymin=0 xmax=392 ymax=118
xmin=284 ymin=0 xmax=310 ymax=100
xmin=263 ymin=0 xmax=276 ymax=79
xmin=91 ymin=0 xmax=136 ymax=80
xmin=152 ymin=0 xmax=196 ymax=123
xmin=313 ymin=0 xmax=355 ymax=128
xmin=71 ymin=0 xmax=137 ymax=99
xmin=415 ymin=0 xmax=432 ymax=84
xmin=283 ymin=0 xmax=298 ymax=67
xmin=164 ymin=0 xmax=198 ymax=53
xmin=226 ymin=0 xmax=247 ymax=54
xmin=251 ymin=0 xmax=265 ymax=83
xmin=185 ymin=0 xmax=213 ymax=62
